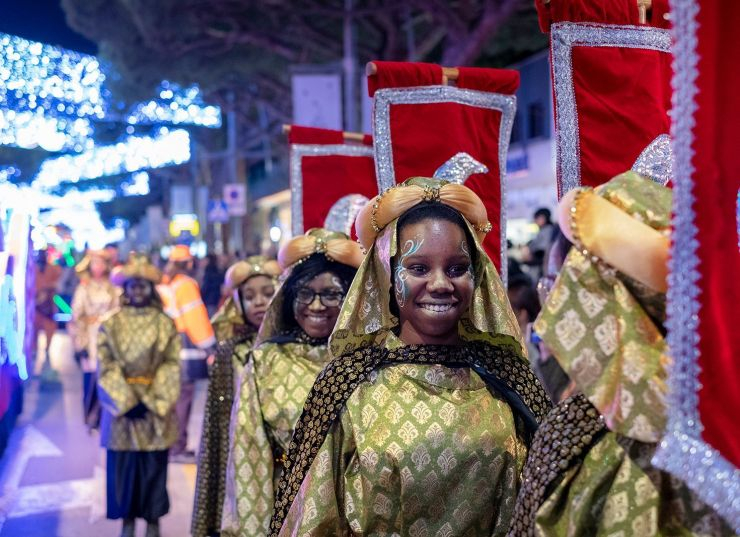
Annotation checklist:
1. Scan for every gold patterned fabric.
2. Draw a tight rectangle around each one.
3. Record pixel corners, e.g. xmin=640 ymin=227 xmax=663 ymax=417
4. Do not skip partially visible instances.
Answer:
xmin=70 ymin=278 xmax=120 ymax=371
xmin=508 ymin=172 xmax=734 ymax=536
xmin=534 ymin=172 xmax=671 ymax=442
xmin=273 ymin=341 xmax=550 ymax=536
xmin=281 ymin=366 xmax=525 ymax=536
xmin=192 ymin=329 xmax=254 ymax=537
xmin=509 ymin=394 xmax=734 ymax=536
xmin=211 ymin=297 xmax=246 ymax=343
xmin=97 ymin=306 xmax=181 ymax=451
xmin=221 ymin=341 xmax=332 ymax=536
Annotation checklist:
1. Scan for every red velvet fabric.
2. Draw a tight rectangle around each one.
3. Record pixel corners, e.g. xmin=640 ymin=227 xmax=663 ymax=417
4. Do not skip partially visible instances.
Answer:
xmin=299 ymin=153 xmax=378 ymax=235
xmin=370 ymin=64 xmax=521 ymax=270
xmin=289 ymin=126 xmax=377 ymax=235
xmin=536 ymin=0 xmax=670 ymax=32
xmin=692 ymin=0 xmax=740 ymax=469
xmin=456 ymin=68 xmax=520 ymax=95
xmin=572 ymin=45 xmax=672 ymax=189
xmin=367 ymin=62 xmax=443 ymax=97
xmin=386 ymin=103 xmax=505 ymax=270
xmin=288 ymin=125 xmax=345 ymax=145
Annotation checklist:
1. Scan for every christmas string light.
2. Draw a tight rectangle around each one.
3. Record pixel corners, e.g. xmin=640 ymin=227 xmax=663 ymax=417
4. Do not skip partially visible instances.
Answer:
xmin=33 ymin=128 xmax=190 ymax=190
xmin=0 ymin=32 xmax=221 ymax=152
xmin=125 ymin=82 xmax=222 ymax=128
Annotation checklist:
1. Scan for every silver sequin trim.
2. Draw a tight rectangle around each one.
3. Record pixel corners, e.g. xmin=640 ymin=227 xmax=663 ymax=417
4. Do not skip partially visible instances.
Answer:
xmin=651 ymin=1 xmax=740 ymax=531
xmin=433 ymin=152 xmax=489 ymax=184
xmin=289 ymin=143 xmax=374 ymax=236
xmin=551 ymin=22 xmax=671 ymax=197
xmin=372 ymin=86 xmax=516 ymax=281
xmin=323 ymin=194 xmax=370 ymax=236
xmin=631 ymin=134 xmax=673 ymax=185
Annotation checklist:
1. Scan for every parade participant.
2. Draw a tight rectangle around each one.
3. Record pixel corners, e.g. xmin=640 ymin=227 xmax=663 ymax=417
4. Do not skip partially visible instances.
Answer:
xmin=220 ymin=228 xmax=363 ymax=536
xmin=158 ymin=244 xmax=216 ymax=463
xmin=271 ymin=178 xmax=551 ymax=537
xmin=33 ymin=249 xmax=62 ymax=377
xmin=507 ymin=171 xmax=734 ymax=536
xmin=192 ymin=255 xmax=281 ymax=537
xmin=97 ymin=254 xmax=181 ymax=537
xmin=71 ymin=249 xmax=119 ymax=429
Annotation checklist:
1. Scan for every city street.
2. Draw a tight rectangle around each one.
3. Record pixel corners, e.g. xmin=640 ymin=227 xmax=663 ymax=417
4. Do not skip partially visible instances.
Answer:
xmin=0 ymin=333 xmax=204 ymax=537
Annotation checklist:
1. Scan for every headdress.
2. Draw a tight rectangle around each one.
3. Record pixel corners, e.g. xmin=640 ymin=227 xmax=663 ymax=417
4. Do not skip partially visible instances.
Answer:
xmin=356 ymin=177 xmax=492 ymax=250
xmin=210 ymin=256 xmax=282 ymax=337
xmin=277 ymin=228 xmax=363 ymax=270
xmin=330 ymin=176 xmax=524 ymax=358
xmin=224 ymin=255 xmax=281 ymax=291
xmin=75 ymin=249 xmax=110 ymax=275
xmin=113 ymin=253 xmax=161 ymax=285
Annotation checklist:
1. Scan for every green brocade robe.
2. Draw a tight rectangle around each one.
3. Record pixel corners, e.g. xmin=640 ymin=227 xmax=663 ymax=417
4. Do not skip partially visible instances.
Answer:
xmin=279 ymin=362 xmax=528 ymax=536
xmin=97 ymin=306 xmax=181 ymax=451
xmin=221 ymin=341 xmax=331 ymax=536
xmin=535 ymin=430 xmax=734 ymax=536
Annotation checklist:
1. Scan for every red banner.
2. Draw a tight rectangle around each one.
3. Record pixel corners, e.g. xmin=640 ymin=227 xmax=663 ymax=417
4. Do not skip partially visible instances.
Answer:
xmin=287 ymin=126 xmax=377 ymax=237
xmin=537 ymin=0 xmax=672 ymax=196
xmin=654 ymin=0 xmax=740 ymax=530
xmin=368 ymin=62 xmax=519 ymax=275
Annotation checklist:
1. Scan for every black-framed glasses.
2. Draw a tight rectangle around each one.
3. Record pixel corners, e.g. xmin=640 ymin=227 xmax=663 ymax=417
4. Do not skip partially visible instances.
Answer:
xmin=294 ymin=288 xmax=345 ymax=307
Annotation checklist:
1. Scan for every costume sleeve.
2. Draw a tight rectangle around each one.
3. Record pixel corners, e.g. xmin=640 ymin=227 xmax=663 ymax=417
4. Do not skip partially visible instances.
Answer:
xmin=96 ymin=320 xmax=138 ymax=416
xmin=221 ymin=354 xmax=275 ymax=536
xmin=561 ymin=188 xmax=669 ymax=292
xmin=140 ymin=317 xmax=181 ymax=417
xmin=69 ymin=286 xmax=86 ymax=352
xmin=278 ymin=413 xmax=354 ymax=536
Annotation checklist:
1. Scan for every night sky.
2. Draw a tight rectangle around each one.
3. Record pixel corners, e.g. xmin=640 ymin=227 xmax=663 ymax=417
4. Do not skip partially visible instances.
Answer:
xmin=0 ymin=0 xmax=97 ymax=53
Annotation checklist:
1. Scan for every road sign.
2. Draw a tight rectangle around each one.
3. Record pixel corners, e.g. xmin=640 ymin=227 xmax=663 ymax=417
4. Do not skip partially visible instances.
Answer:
xmin=223 ymin=184 xmax=247 ymax=216
xmin=207 ymin=199 xmax=229 ymax=223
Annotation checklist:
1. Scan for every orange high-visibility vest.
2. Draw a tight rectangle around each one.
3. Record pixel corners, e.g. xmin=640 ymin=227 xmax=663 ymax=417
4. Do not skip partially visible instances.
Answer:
xmin=158 ymin=274 xmax=215 ymax=350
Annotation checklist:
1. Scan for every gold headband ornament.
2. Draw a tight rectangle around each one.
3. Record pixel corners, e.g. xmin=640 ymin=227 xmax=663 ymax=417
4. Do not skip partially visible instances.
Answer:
xmin=224 ymin=255 xmax=281 ymax=291
xmin=278 ymin=228 xmax=364 ymax=270
xmin=356 ymin=177 xmax=492 ymax=250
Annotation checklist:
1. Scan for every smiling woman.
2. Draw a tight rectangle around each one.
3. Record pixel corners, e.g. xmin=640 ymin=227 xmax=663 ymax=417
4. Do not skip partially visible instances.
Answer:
xmin=220 ymin=229 xmax=363 ymax=537
xmin=270 ymin=178 xmax=551 ymax=537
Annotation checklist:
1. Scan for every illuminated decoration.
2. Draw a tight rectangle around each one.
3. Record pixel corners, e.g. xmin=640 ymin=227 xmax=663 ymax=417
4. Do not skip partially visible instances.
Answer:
xmin=126 ymin=82 xmax=222 ymax=128
xmin=0 ymin=166 xmax=20 ymax=182
xmin=1 ymin=209 xmax=32 ymax=380
xmin=169 ymin=213 xmax=200 ymax=238
xmin=53 ymin=294 xmax=72 ymax=314
xmin=121 ymin=171 xmax=150 ymax=196
xmin=0 ymin=32 xmax=221 ymax=152
xmin=33 ymin=128 xmax=190 ymax=191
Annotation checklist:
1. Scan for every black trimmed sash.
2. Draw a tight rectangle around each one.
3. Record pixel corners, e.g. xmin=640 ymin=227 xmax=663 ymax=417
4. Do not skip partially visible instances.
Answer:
xmin=268 ymin=340 xmax=552 ymax=536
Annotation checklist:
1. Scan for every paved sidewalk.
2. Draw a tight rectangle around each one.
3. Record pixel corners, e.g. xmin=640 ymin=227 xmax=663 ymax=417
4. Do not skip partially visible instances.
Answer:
xmin=0 ymin=332 xmax=206 ymax=537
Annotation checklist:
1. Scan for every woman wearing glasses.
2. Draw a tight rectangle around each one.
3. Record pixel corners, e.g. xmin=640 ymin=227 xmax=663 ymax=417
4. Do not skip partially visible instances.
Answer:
xmin=220 ymin=229 xmax=363 ymax=536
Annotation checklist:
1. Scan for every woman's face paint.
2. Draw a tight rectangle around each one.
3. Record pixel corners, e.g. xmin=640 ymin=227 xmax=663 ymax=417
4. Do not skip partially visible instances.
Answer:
xmin=394 ymin=235 xmax=424 ymax=308
xmin=394 ymin=219 xmax=475 ymax=346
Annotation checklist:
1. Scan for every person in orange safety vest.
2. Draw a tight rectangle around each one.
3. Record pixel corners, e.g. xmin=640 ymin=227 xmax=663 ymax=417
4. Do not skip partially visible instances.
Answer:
xmin=157 ymin=245 xmax=215 ymax=463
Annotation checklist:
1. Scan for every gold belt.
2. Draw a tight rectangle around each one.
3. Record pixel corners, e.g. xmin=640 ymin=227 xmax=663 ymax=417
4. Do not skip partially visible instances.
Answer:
xmin=126 ymin=376 xmax=153 ymax=385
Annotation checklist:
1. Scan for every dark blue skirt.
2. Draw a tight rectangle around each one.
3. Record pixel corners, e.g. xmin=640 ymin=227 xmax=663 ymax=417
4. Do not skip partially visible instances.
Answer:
xmin=106 ymin=450 xmax=169 ymax=521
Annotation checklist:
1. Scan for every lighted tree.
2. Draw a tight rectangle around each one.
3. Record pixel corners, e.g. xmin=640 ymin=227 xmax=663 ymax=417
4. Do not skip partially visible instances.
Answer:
xmin=61 ymin=0 xmax=544 ymax=148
